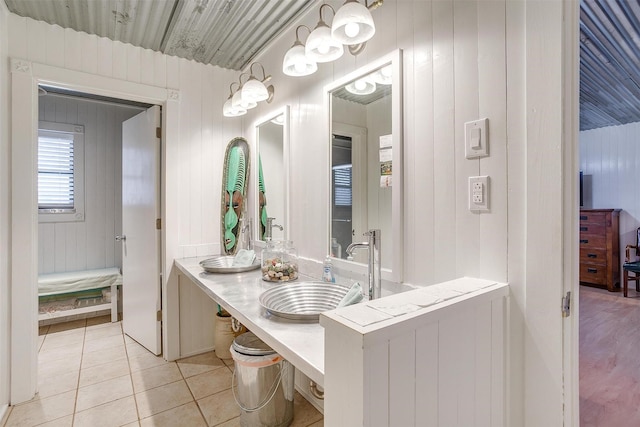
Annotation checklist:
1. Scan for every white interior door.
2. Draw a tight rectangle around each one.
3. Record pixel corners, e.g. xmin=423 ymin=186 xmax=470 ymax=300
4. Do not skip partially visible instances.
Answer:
xmin=121 ymin=105 xmax=161 ymax=355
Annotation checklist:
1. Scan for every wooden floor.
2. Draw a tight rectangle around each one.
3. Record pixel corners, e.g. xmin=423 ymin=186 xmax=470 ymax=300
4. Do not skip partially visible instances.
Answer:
xmin=580 ymin=285 xmax=640 ymax=426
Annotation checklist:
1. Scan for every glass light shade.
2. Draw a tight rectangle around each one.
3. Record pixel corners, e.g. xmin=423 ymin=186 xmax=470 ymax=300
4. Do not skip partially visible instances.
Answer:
xmin=331 ymin=0 xmax=375 ymax=45
xmin=242 ymin=78 xmax=269 ymax=103
xmin=345 ymin=78 xmax=376 ymax=95
xmin=232 ymin=88 xmax=257 ymax=110
xmin=283 ymin=42 xmax=318 ymax=76
xmin=223 ymin=98 xmax=246 ymax=117
xmin=370 ymin=65 xmax=392 ymax=85
xmin=305 ymin=24 xmax=344 ymax=63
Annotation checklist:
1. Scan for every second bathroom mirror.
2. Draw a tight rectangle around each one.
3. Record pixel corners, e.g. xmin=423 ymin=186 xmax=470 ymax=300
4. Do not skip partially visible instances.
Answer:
xmin=326 ymin=50 xmax=403 ymax=283
xmin=255 ymin=106 xmax=290 ymax=243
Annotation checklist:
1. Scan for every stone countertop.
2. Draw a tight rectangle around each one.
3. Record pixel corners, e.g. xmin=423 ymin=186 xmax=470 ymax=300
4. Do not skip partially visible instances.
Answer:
xmin=173 ymin=257 xmax=326 ymax=386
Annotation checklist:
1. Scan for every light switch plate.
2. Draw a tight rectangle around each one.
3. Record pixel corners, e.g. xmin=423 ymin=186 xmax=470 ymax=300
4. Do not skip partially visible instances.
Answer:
xmin=469 ymin=176 xmax=489 ymax=212
xmin=465 ymin=118 xmax=489 ymax=159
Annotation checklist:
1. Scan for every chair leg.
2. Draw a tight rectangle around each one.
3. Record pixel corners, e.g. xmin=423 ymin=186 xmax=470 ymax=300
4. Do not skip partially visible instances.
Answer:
xmin=636 ymin=273 xmax=640 ymax=292
xmin=624 ymin=271 xmax=629 ymax=297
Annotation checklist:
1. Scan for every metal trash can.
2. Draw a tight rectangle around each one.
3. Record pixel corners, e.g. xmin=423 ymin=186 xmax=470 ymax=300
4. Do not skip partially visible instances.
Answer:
xmin=231 ymin=332 xmax=294 ymax=427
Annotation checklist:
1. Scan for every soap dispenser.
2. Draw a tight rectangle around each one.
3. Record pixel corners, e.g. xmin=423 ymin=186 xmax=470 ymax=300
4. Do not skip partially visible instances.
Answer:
xmin=322 ymin=256 xmax=335 ymax=283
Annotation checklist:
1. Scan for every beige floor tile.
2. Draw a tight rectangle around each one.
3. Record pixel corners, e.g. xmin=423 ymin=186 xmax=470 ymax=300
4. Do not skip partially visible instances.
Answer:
xmin=39 ymin=356 xmax=82 ymax=378
xmin=197 ymin=389 xmax=240 ymax=427
xmin=135 ymin=380 xmax=193 ymax=419
xmin=39 ymin=325 xmax=50 ymax=336
xmin=84 ymin=323 xmax=123 ymax=342
xmin=85 ymin=315 xmax=112 ymax=327
xmin=128 ymin=351 xmax=170 ymax=373
xmin=47 ymin=319 xmax=86 ymax=333
xmin=306 ymin=420 xmax=323 ymax=427
xmin=36 ymin=414 xmax=74 ymax=426
xmin=185 ymin=368 xmax=233 ymax=400
xmin=38 ymin=341 xmax=84 ymax=363
xmin=82 ymin=334 xmax=125 ymax=353
xmin=125 ymin=340 xmax=153 ymax=358
xmin=4 ymin=390 xmax=76 ymax=427
xmin=75 ymin=374 xmax=133 ymax=412
xmin=290 ymin=391 xmax=323 ymax=427
xmin=38 ymin=335 xmax=46 ymax=351
xmin=131 ymin=363 xmax=182 ymax=393
xmin=40 ymin=330 xmax=85 ymax=352
xmin=121 ymin=422 xmax=140 ymax=427
xmin=177 ymin=351 xmax=226 ymax=378
xmin=73 ymin=396 xmax=138 ymax=427
xmin=81 ymin=344 xmax=127 ymax=369
xmin=213 ymin=416 xmax=241 ymax=427
xmin=139 ymin=402 xmax=207 ymax=427
xmin=79 ymin=358 xmax=130 ymax=388
xmin=36 ymin=369 xmax=80 ymax=400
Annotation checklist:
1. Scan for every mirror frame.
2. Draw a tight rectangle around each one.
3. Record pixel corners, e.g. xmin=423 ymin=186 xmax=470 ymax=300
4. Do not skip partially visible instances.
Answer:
xmin=252 ymin=105 xmax=291 ymax=248
xmin=324 ymin=49 xmax=403 ymax=283
xmin=220 ymin=137 xmax=251 ymax=255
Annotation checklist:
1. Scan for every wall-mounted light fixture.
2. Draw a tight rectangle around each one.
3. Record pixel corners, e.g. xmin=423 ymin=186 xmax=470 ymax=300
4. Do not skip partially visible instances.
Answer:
xmin=282 ymin=1 xmax=383 ymax=77
xmin=224 ymin=63 xmax=275 ymax=118
xmin=283 ymin=25 xmax=318 ymax=77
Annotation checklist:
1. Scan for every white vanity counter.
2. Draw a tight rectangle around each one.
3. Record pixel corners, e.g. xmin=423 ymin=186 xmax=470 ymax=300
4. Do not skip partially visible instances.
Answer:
xmin=173 ymin=257 xmax=326 ymax=386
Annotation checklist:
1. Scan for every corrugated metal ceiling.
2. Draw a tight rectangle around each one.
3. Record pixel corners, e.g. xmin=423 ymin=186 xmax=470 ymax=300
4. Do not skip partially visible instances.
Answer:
xmin=5 ymin=0 xmax=640 ymax=131
xmin=580 ymin=0 xmax=640 ymax=131
xmin=4 ymin=0 xmax=313 ymax=71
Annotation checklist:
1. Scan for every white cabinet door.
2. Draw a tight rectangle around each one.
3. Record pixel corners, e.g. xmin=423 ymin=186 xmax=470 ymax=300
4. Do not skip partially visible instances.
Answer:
xmin=121 ymin=105 xmax=161 ymax=355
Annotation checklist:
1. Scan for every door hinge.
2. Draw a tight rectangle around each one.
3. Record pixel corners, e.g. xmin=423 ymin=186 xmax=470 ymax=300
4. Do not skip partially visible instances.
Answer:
xmin=157 ymin=310 xmax=162 ymax=321
xmin=562 ymin=291 xmax=571 ymax=317
xmin=156 ymin=127 xmax=161 ymax=139
xmin=156 ymin=218 xmax=161 ymax=230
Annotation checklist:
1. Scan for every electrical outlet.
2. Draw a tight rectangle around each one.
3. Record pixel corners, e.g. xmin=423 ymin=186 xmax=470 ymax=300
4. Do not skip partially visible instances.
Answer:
xmin=469 ymin=176 xmax=489 ymax=212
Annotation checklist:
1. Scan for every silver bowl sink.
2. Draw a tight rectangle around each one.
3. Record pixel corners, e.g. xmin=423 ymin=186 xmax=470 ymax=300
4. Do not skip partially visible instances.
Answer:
xmin=259 ymin=281 xmax=353 ymax=322
xmin=199 ymin=255 xmax=260 ymax=274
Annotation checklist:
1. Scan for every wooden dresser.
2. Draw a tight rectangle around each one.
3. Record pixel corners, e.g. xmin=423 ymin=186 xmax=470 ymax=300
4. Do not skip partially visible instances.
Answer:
xmin=579 ymin=209 xmax=621 ymax=292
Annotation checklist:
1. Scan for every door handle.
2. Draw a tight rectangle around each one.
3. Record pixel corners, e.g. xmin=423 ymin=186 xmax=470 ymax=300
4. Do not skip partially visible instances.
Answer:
xmin=115 ymin=235 xmax=126 ymax=242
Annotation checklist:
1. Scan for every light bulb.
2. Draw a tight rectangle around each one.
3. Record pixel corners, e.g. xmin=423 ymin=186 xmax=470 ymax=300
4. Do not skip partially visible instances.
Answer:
xmin=345 ymin=22 xmax=360 ymax=38
xmin=295 ymin=62 xmax=306 ymax=73
xmin=318 ymin=43 xmax=330 ymax=55
xmin=355 ymin=80 xmax=366 ymax=90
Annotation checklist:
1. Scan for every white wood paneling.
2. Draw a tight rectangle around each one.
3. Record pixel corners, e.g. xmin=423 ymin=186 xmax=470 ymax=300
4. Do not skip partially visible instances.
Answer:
xmin=37 ymin=94 xmax=142 ymax=274
xmin=580 ymin=122 xmax=640 ymax=250
xmin=0 ymin=0 xmax=11 ymax=412
xmin=323 ymin=283 xmax=508 ymax=427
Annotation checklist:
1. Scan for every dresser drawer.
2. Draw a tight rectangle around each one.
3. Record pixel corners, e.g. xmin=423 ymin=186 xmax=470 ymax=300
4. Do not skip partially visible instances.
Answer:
xmin=579 ymin=224 xmax=605 ymax=235
xmin=580 ymin=264 xmax=607 ymax=285
xmin=579 ymin=212 xmax=609 ymax=225
xmin=580 ymin=248 xmax=607 ymax=265
xmin=579 ymin=235 xmax=606 ymax=249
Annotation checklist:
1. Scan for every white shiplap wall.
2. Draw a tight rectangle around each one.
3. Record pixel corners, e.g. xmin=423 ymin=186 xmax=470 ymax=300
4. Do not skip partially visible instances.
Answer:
xmin=580 ymin=122 xmax=640 ymax=249
xmin=0 ymin=0 xmax=11 ymax=416
xmin=38 ymin=95 xmax=143 ymax=274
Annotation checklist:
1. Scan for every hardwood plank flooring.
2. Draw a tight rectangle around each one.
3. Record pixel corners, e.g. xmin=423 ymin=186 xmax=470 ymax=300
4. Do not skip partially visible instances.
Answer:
xmin=580 ymin=286 xmax=640 ymax=426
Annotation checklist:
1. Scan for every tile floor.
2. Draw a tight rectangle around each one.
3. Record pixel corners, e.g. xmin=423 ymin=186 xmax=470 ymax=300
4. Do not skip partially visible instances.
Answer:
xmin=1 ymin=316 xmax=324 ymax=427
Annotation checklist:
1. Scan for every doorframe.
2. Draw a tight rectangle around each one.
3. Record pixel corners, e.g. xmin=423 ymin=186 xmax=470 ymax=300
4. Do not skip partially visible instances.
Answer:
xmin=562 ymin=0 xmax=580 ymax=425
xmin=9 ymin=58 xmax=180 ymax=404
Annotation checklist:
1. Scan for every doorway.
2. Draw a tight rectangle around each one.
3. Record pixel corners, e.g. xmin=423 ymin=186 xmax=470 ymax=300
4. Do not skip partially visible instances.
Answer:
xmin=10 ymin=62 xmax=175 ymax=404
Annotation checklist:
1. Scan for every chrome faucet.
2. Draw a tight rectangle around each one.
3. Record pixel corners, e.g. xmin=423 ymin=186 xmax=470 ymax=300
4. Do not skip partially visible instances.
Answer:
xmin=264 ymin=217 xmax=283 ymax=241
xmin=345 ymin=229 xmax=381 ymax=300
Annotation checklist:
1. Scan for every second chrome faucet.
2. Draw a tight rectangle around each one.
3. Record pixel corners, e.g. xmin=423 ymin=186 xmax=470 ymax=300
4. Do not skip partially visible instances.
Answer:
xmin=346 ymin=229 xmax=381 ymax=300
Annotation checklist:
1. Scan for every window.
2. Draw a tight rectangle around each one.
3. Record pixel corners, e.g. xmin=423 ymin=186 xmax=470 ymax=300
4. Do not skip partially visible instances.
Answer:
xmin=38 ymin=122 xmax=85 ymax=222
xmin=333 ymin=164 xmax=352 ymax=207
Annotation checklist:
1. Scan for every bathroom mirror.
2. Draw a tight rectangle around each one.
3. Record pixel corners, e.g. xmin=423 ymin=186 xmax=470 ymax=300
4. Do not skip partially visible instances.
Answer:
xmin=221 ymin=137 xmax=250 ymax=255
xmin=254 ymin=106 xmax=290 ymax=243
xmin=326 ymin=50 xmax=403 ymax=282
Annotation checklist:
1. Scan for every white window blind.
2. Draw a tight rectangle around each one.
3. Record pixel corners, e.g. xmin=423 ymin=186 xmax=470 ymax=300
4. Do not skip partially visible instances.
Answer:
xmin=38 ymin=122 xmax=85 ymax=222
xmin=333 ymin=164 xmax=352 ymax=206
xmin=38 ymin=130 xmax=75 ymax=211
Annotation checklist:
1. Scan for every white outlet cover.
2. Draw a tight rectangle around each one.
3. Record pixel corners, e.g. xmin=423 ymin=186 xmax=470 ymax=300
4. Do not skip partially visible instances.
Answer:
xmin=465 ymin=118 xmax=489 ymax=159
xmin=469 ymin=176 xmax=489 ymax=212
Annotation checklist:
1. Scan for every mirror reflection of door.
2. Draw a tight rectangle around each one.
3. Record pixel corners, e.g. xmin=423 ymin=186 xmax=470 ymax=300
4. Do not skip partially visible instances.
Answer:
xmin=331 ymin=134 xmax=352 ymax=259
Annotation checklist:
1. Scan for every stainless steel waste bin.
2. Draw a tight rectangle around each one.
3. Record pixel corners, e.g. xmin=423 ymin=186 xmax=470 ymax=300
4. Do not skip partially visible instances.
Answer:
xmin=231 ymin=332 xmax=294 ymax=427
